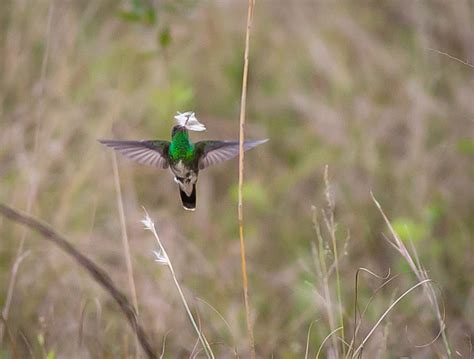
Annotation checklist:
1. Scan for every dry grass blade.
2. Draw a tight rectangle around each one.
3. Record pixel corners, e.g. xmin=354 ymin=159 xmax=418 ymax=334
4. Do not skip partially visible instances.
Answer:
xmin=346 ymin=267 xmax=392 ymax=358
xmin=427 ymin=48 xmax=474 ymax=68
xmin=197 ymin=298 xmax=238 ymax=357
xmin=371 ymin=193 xmax=452 ymax=357
xmin=0 ymin=249 xmax=30 ymax=341
xmin=304 ymin=320 xmax=317 ymax=359
xmin=0 ymin=203 xmax=157 ymax=359
xmin=237 ymin=0 xmax=256 ymax=357
xmin=352 ymin=279 xmax=431 ymax=357
xmin=316 ymin=326 xmax=343 ymax=359
xmin=159 ymin=330 xmax=171 ymax=359
xmin=78 ymin=297 xmax=102 ymax=350
xmin=0 ymin=314 xmax=17 ymax=358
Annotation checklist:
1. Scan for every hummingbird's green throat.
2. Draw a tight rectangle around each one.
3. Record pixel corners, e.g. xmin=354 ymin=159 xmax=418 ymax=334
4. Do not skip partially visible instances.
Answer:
xmin=169 ymin=127 xmax=195 ymax=162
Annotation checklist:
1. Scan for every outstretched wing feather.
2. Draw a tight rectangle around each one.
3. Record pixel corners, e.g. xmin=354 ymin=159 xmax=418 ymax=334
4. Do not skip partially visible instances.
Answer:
xmin=197 ymin=139 xmax=268 ymax=169
xmin=98 ymin=139 xmax=170 ymax=169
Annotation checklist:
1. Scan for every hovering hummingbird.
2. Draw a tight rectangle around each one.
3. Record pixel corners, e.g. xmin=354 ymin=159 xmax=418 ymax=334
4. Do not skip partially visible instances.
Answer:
xmin=99 ymin=112 xmax=267 ymax=211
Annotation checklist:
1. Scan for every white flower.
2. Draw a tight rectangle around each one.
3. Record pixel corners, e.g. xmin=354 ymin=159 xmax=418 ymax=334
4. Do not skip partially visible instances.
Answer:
xmin=141 ymin=215 xmax=154 ymax=231
xmin=174 ymin=111 xmax=206 ymax=132
xmin=153 ymin=250 xmax=168 ymax=265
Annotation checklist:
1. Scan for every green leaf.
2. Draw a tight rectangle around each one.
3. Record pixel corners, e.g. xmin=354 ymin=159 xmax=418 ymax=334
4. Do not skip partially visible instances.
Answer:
xmin=145 ymin=9 xmax=156 ymax=25
xmin=132 ymin=0 xmax=142 ymax=10
xmin=425 ymin=204 xmax=443 ymax=226
xmin=116 ymin=4 xmax=155 ymax=26
xmin=230 ymin=182 xmax=269 ymax=210
xmin=457 ymin=138 xmax=474 ymax=155
xmin=159 ymin=27 xmax=171 ymax=48
xmin=391 ymin=217 xmax=426 ymax=243
xmin=116 ymin=10 xmax=143 ymax=23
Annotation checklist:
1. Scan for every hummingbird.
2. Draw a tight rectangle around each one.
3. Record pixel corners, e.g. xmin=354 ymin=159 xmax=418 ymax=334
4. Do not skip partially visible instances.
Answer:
xmin=99 ymin=112 xmax=268 ymax=211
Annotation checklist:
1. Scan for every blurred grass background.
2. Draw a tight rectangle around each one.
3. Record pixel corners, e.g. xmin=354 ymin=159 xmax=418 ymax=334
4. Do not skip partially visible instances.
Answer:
xmin=0 ymin=0 xmax=473 ymax=357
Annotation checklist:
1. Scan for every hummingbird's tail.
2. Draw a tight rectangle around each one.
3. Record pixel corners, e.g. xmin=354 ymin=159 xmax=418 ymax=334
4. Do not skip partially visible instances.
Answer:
xmin=179 ymin=184 xmax=196 ymax=211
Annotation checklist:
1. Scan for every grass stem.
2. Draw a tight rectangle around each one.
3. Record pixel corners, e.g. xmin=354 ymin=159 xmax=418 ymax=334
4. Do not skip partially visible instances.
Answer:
xmin=112 ymin=153 xmax=140 ymax=357
xmin=238 ymin=0 xmax=256 ymax=357
xmin=324 ymin=166 xmax=345 ymax=356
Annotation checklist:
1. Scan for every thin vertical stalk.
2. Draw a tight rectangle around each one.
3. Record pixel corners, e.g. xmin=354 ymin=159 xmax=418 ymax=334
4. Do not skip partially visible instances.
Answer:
xmin=312 ymin=208 xmax=337 ymax=355
xmin=238 ymin=0 xmax=256 ymax=357
xmin=112 ymin=153 xmax=140 ymax=357
xmin=112 ymin=154 xmax=139 ymax=311
xmin=324 ymin=167 xmax=345 ymax=356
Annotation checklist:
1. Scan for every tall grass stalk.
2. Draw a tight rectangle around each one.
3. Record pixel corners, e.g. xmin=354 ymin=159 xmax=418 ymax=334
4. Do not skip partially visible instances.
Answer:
xmin=311 ymin=167 xmax=347 ymax=357
xmin=141 ymin=210 xmax=214 ymax=359
xmin=311 ymin=210 xmax=337 ymax=355
xmin=323 ymin=166 xmax=345 ymax=355
xmin=237 ymin=0 xmax=256 ymax=357
xmin=371 ymin=193 xmax=452 ymax=358
xmin=112 ymin=153 xmax=140 ymax=357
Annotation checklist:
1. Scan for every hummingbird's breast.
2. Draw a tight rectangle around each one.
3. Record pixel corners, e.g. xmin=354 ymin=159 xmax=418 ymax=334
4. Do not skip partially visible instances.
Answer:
xmin=170 ymin=160 xmax=198 ymax=196
xmin=170 ymin=160 xmax=198 ymax=182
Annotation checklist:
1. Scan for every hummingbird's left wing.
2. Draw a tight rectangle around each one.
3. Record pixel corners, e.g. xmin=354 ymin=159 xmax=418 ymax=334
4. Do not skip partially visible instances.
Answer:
xmin=195 ymin=139 xmax=268 ymax=170
xmin=98 ymin=139 xmax=170 ymax=168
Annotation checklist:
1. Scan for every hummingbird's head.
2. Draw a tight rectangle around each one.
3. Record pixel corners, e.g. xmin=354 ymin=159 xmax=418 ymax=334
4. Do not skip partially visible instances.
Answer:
xmin=171 ymin=125 xmax=187 ymax=138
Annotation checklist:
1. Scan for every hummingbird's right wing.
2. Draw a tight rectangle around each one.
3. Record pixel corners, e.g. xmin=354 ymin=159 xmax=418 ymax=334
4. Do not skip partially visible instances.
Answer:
xmin=195 ymin=139 xmax=268 ymax=170
xmin=98 ymin=139 xmax=170 ymax=169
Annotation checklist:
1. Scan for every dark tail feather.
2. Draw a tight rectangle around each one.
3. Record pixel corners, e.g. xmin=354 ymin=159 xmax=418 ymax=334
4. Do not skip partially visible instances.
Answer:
xmin=179 ymin=185 xmax=196 ymax=211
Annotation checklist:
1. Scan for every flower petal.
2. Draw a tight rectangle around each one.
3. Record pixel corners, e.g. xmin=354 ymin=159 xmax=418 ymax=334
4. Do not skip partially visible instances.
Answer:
xmin=174 ymin=111 xmax=206 ymax=132
xmin=153 ymin=250 xmax=168 ymax=265
xmin=141 ymin=215 xmax=154 ymax=231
